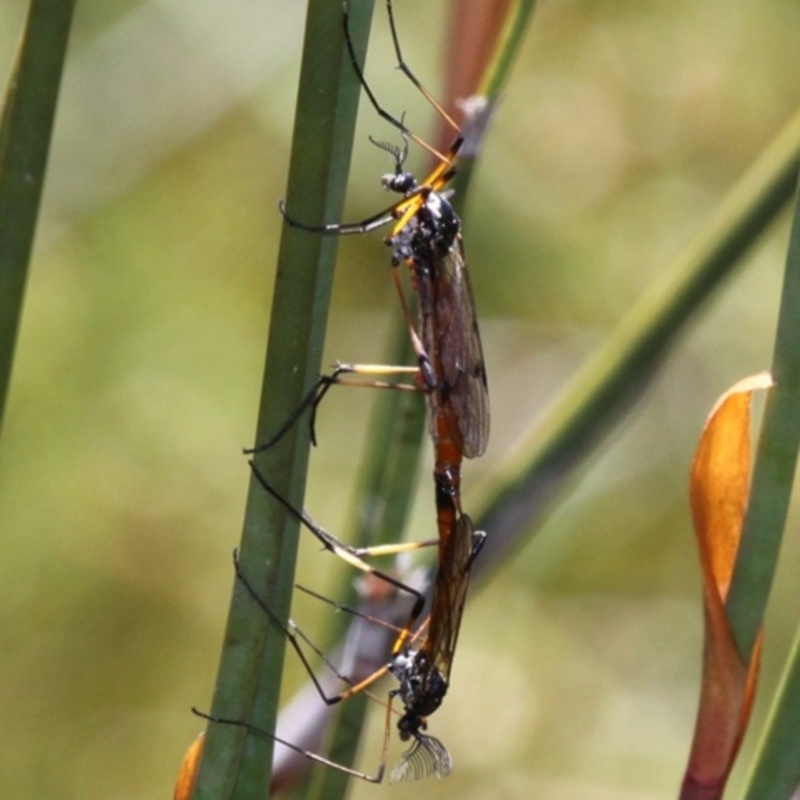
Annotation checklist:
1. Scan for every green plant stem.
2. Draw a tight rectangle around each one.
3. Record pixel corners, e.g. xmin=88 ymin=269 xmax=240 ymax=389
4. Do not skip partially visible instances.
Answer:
xmin=720 ymin=167 xmax=800 ymax=800
xmin=473 ymin=109 xmax=800 ymax=575
xmin=451 ymin=0 xmax=538 ymax=197
xmin=0 ymin=0 xmax=76 ymax=435
xmin=725 ymin=170 xmax=800 ymax=663
xmin=477 ymin=0 xmax=539 ymax=101
xmin=740 ymin=626 xmax=800 ymax=800
xmin=190 ymin=3 xmax=374 ymax=799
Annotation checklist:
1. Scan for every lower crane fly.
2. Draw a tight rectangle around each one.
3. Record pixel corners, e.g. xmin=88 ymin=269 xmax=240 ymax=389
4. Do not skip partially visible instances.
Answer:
xmin=193 ymin=466 xmax=485 ymax=783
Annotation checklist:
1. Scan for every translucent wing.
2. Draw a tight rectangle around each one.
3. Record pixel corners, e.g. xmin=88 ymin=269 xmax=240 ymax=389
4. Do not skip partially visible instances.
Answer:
xmin=439 ymin=236 xmax=489 ymax=457
xmin=420 ymin=235 xmax=490 ymax=458
xmin=390 ymin=732 xmax=453 ymax=782
xmin=425 ymin=514 xmax=482 ymax=682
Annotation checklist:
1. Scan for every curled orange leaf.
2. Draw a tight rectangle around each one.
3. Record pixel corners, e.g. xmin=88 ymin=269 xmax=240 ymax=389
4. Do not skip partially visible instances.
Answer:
xmin=680 ymin=372 xmax=772 ymax=800
xmin=173 ymin=733 xmax=204 ymax=800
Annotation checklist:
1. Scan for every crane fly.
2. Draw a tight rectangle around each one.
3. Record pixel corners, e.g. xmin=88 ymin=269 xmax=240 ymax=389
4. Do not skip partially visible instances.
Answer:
xmin=193 ymin=466 xmax=485 ymax=783
xmin=254 ymin=0 xmax=489 ymax=463
xmin=194 ymin=0 xmax=490 ymax=784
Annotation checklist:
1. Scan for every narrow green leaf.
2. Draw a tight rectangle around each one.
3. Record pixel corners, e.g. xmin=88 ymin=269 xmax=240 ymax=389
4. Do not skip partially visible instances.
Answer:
xmin=740 ymin=626 xmax=800 ymax=799
xmin=0 ymin=0 xmax=76 ymax=435
xmin=730 ymin=163 xmax=800 ymax=800
xmin=726 ymin=169 xmax=800 ymax=661
xmin=190 ymin=2 xmax=374 ymax=799
xmin=473 ymin=110 xmax=800 ymax=573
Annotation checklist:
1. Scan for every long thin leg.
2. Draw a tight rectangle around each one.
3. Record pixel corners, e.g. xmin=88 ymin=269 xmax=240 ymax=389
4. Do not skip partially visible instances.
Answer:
xmin=191 ymin=702 xmax=392 ymax=784
xmin=384 ymin=0 xmax=460 ymax=134
xmin=280 ymin=0 xmax=467 ymax=238
xmin=248 ymin=462 xmax=438 ymax=651
xmin=341 ymin=1 xmax=454 ymax=165
xmin=232 ymin=550 xmax=393 ymax=705
xmin=235 ymin=549 xmax=433 ymax=704
xmin=278 ymin=197 xmax=396 ymax=236
xmin=246 ymin=362 xmax=422 ymax=453
xmin=295 ymin=583 xmax=406 ymax=636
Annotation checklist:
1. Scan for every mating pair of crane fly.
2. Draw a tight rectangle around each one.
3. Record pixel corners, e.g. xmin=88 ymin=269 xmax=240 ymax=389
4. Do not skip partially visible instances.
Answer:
xmin=197 ymin=0 xmax=491 ymax=785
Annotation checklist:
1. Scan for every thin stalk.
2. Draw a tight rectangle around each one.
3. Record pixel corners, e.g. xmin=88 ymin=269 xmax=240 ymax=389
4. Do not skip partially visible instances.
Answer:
xmin=473 ymin=109 xmax=800 ymax=575
xmin=740 ymin=626 xmax=800 ymax=799
xmin=0 ymin=0 xmax=76 ymax=435
xmin=729 ymin=164 xmax=800 ymax=800
xmin=449 ymin=0 xmax=538 ymax=195
xmin=726 ymin=172 xmax=800 ymax=662
xmin=476 ymin=0 xmax=539 ymax=102
xmin=190 ymin=2 xmax=374 ymax=799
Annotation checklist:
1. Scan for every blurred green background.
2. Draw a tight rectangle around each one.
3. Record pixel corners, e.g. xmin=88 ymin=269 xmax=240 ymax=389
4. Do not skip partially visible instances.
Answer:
xmin=1 ymin=1 xmax=799 ymax=799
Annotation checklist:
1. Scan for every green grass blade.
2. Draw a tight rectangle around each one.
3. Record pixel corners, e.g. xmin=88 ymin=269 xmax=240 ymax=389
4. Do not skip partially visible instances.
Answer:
xmin=450 ymin=0 xmax=538 ymax=198
xmin=473 ymin=109 xmax=800 ymax=572
xmin=476 ymin=0 xmax=539 ymax=102
xmin=729 ymin=164 xmax=800 ymax=800
xmin=740 ymin=626 xmax=800 ymax=799
xmin=726 ymin=170 xmax=800 ymax=661
xmin=190 ymin=2 xmax=374 ymax=799
xmin=0 ymin=0 xmax=76 ymax=435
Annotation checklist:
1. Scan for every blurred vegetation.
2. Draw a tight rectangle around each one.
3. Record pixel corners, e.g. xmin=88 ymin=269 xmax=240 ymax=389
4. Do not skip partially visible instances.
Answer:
xmin=1 ymin=1 xmax=799 ymax=800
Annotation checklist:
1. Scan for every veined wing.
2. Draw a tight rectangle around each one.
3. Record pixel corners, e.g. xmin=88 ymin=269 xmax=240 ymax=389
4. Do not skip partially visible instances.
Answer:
xmin=424 ymin=514 xmax=481 ymax=683
xmin=422 ymin=236 xmax=489 ymax=458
